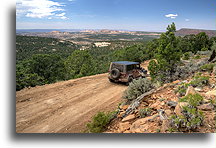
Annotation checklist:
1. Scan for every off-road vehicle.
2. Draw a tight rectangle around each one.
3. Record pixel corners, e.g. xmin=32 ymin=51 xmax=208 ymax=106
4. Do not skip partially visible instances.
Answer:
xmin=108 ymin=61 xmax=147 ymax=85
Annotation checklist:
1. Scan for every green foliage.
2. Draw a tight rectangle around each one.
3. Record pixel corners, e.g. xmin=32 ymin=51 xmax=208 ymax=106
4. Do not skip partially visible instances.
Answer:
xmin=189 ymin=75 xmax=209 ymax=87
xmin=86 ymin=112 xmax=114 ymax=133
xmin=175 ymin=83 xmax=190 ymax=96
xmin=16 ymin=54 xmax=66 ymax=90
xmin=148 ymin=60 xmax=159 ymax=81
xmin=16 ymin=35 xmax=79 ymax=62
xmin=182 ymin=52 xmax=190 ymax=60
xmin=64 ymin=50 xmax=96 ymax=79
xmin=193 ymin=55 xmax=201 ymax=59
xmin=111 ymin=45 xmax=144 ymax=62
xmin=170 ymin=106 xmax=204 ymax=131
xmin=123 ymin=78 xmax=153 ymax=101
xmin=166 ymin=22 xmax=176 ymax=35
xmin=179 ymin=93 xmax=203 ymax=107
xmin=139 ymin=108 xmax=152 ymax=118
xmin=148 ymin=23 xmax=182 ymax=83
xmin=200 ymin=63 xmax=214 ymax=72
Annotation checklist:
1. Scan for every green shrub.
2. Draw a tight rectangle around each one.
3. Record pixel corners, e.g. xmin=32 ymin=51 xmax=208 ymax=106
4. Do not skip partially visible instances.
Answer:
xmin=170 ymin=106 xmax=204 ymax=131
xmin=193 ymin=55 xmax=201 ymax=59
xmin=123 ymin=78 xmax=153 ymax=101
xmin=179 ymin=93 xmax=203 ymax=107
xmin=200 ymin=63 xmax=214 ymax=72
xmin=86 ymin=111 xmax=114 ymax=133
xmin=139 ymin=108 xmax=152 ymax=118
xmin=182 ymin=52 xmax=190 ymax=60
xmin=189 ymin=75 xmax=209 ymax=87
xmin=201 ymin=47 xmax=208 ymax=51
xmin=148 ymin=60 xmax=159 ymax=81
xmin=175 ymin=83 xmax=190 ymax=96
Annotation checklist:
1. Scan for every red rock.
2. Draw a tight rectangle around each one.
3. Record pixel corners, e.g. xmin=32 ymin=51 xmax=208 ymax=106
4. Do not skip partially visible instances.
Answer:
xmin=118 ymin=122 xmax=131 ymax=133
xmin=120 ymin=105 xmax=129 ymax=110
xmin=197 ymin=103 xmax=214 ymax=111
xmin=122 ymin=114 xmax=136 ymax=122
xmin=185 ymin=86 xmax=197 ymax=96
xmin=174 ymin=102 xmax=189 ymax=116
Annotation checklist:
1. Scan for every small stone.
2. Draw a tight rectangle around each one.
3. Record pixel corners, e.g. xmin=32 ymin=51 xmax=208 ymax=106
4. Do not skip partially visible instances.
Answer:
xmin=197 ymin=103 xmax=214 ymax=111
xmin=150 ymin=100 xmax=162 ymax=109
xmin=161 ymin=120 xmax=170 ymax=133
xmin=117 ymin=111 xmax=125 ymax=118
xmin=185 ymin=86 xmax=197 ymax=96
xmin=205 ymin=89 xmax=216 ymax=97
xmin=161 ymin=102 xmax=165 ymax=106
xmin=172 ymin=80 xmax=181 ymax=84
xmin=165 ymin=110 xmax=172 ymax=116
xmin=118 ymin=122 xmax=131 ymax=132
xmin=123 ymin=130 xmax=131 ymax=133
xmin=122 ymin=114 xmax=136 ymax=122
xmin=195 ymin=87 xmax=202 ymax=92
xmin=174 ymin=102 xmax=189 ymax=116
xmin=121 ymin=105 xmax=129 ymax=110
xmin=167 ymin=101 xmax=178 ymax=108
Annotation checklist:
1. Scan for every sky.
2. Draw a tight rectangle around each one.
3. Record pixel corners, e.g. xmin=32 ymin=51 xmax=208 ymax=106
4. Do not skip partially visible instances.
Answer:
xmin=16 ymin=0 xmax=216 ymax=31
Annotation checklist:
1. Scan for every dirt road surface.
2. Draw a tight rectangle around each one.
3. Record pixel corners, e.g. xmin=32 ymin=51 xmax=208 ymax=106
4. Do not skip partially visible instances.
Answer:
xmin=16 ymin=73 xmax=127 ymax=133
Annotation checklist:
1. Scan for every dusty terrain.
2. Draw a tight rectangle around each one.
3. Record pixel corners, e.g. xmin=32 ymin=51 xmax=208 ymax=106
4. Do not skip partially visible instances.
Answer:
xmin=16 ymin=73 xmax=127 ymax=133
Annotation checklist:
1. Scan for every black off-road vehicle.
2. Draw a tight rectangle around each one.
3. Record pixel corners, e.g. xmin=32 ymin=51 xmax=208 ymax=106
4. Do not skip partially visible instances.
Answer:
xmin=108 ymin=61 xmax=147 ymax=85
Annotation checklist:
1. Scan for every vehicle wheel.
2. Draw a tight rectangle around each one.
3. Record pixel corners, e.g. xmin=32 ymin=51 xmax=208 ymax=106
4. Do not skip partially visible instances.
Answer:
xmin=110 ymin=68 xmax=120 ymax=79
xmin=109 ymin=78 xmax=115 ymax=83
xmin=126 ymin=77 xmax=133 ymax=86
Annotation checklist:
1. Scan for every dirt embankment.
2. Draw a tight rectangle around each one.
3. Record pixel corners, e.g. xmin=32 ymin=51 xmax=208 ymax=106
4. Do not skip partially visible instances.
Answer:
xmin=16 ymin=73 xmax=127 ymax=133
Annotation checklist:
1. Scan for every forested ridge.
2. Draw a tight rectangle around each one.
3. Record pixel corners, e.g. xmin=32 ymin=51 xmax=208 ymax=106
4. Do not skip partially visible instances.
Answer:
xmin=16 ymin=23 xmax=215 ymax=91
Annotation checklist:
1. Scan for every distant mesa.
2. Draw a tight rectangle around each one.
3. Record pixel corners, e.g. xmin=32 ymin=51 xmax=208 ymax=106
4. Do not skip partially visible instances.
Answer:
xmin=51 ymin=31 xmax=61 ymax=33
xmin=175 ymin=28 xmax=216 ymax=37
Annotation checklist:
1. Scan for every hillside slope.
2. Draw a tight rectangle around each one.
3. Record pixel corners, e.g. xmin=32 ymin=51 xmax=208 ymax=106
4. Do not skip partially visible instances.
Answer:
xmin=175 ymin=28 xmax=216 ymax=37
xmin=16 ymin=73 xmax=127 ymax=133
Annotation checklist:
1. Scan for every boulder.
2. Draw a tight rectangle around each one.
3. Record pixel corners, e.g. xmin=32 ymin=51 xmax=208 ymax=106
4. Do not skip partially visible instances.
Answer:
xmin=185 ymin=86 xmax=197 ymax=96
xmin=122 ymin=114 xmax=136 ymax=122
xmin=164 ymin=109 xmax=172 ymax=116
xmin=130 ymin=114 xmax=160 ymax=133
xmin=197 ymin=103 xmax=214 ymax=111
xmin=174 ymin=102 xmax=189 ymax=116
xmin=205 ymin=89 xmax=216 ymax=97
xmin=118 ymin=122 xmax=131 ymax=133
xmin=161 ymin=119 xmax=170 ymax=133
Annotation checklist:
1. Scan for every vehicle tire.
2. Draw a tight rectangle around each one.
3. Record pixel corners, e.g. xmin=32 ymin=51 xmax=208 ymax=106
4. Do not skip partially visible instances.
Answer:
xmin=126 ymin=77 xmax=133 ymax=86
xmin=110 ymin=68 xmax=120 ymax=79
xmin=109 ymin=78 xmax=115 ymax=83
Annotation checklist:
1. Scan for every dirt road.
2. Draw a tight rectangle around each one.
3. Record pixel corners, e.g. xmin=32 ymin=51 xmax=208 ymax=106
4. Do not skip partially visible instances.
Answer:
xmin=16 ymin=73 xmax=127 ymax=133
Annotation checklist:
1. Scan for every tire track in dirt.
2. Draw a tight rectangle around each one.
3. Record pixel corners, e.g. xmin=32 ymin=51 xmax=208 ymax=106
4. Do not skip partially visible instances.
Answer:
xmin=16 ymin=73 xmax=127 ymax=133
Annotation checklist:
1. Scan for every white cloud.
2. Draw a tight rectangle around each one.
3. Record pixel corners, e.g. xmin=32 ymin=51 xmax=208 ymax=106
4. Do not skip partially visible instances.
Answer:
xmin=165 ymin=14 xmax=178 ymax=19
xmin=16 ymin=0 xmax=67 ymax=19
xmin=55 ymin=12 xmax=68 ymax=20
xmin=185 ymin=19 xmax=190 ymax=22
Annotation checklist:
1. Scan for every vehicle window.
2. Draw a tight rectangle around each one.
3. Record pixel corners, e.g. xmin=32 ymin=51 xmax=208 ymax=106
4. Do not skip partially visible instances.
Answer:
xmin=135 ymin=64 xmax=140 ymax=69
xmin=127 ymin=65 xmax=135 ymax=71
xmin=111 ymin=64 xmax=123 ymax=72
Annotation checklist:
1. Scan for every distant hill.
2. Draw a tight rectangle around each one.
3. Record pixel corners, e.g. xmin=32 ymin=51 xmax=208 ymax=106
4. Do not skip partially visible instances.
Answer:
xmin=16 ymin=35 xmax=80 ymax=62
xmin=175 ymin=28 xmax=216 ymax=37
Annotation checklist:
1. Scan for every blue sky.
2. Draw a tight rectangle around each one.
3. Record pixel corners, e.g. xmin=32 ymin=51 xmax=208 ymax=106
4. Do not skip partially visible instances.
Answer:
xmin=16 ymin=0 xmax=216 ymax=31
